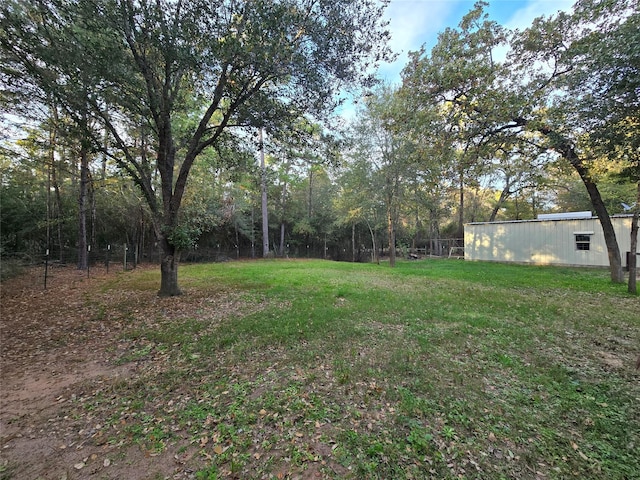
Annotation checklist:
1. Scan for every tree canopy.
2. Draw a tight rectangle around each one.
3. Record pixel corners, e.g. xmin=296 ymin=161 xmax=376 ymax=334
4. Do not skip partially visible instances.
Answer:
xmin=399 ymin=0 xmax=639 ymax=284
xmin=1 ymin=0 xmax=392 ymax=294
xmin=1 ymin=0 xmax=638 ymax=292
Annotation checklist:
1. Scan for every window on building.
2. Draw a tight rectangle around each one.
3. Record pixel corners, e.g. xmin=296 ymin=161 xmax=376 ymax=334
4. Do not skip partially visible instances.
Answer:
xmin=575 ymin=234 xmax=592 ymax=251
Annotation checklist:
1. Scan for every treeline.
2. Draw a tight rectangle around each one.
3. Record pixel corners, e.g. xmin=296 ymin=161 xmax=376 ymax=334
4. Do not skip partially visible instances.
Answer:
xmin=1 ymin=0 xmax=638 ymax=293
xmin=0 ymin=130 xmax=461 ymax=266
xmin=0 ymin=107 xmax=633 ymax=267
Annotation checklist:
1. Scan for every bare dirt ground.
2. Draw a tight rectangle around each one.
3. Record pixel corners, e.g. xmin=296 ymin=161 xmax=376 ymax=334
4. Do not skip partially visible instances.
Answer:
xmin=0 ymin=265 xmax=194 ymax=480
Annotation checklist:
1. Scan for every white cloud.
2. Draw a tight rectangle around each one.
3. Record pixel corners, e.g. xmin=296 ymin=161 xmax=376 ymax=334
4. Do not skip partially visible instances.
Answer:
xmin=492 ymin=0 xmax=575 ymax=63
xmin=385 ymin=0 xmax=453 ymax=55
xmin=503 ymin=0 xmax=575 ymax=31
xmin=343 ymin=0 xmax=579 ymax=117
xmin=377 ymin=0 xmax=458 ymax=82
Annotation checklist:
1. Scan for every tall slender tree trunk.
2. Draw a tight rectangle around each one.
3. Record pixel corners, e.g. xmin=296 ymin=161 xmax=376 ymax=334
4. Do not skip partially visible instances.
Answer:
xmin=52 ymin=162 xmax=64 ymax=262
xmin=308 ymin=166 xmax=314 ymax=220
xmin=352 ymin=222 xmax=356 ymax=262
xmin=458 ymin=171 xmax=465 ymax=240
xmin=279 ymin=222 xmax=286 ymax=257
xmin=259 ymin=129 xmax=269 ymax=258
xmin=235 ymin=218 xmax=240 ymax=259
xmin=47 ymin=104 xmax=65 ymax=262
xmin=430 ymin=208 xmax=441 ymax=256
xmin=323 ymin=234 xmax=327 ymax=260
xmin=387 ymin=203 xmax=396 ymax=267
xmin=365 ymin=219 xmax=378 ymax=264
xmin=251 ymin=204 xmax=256 ymax=259
xmin=90 ymin=173 xmax=96 ymax=248
xmin=306 ymin=165 xmax=315 ymax=257
xmin=628 ymin=182 xmax=640 ymax=294
xmin=279 ymin=173 xmax=287 ymax=257
xmin=46 ymin=108 xmax=56 ymax=260
xmin=77 ymin=142 xmax=89 ymax=270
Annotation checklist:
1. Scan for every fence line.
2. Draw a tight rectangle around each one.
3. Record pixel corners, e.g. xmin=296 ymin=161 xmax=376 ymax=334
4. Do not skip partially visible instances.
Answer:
xmin=1 ymin=237 xmax=466 ymax=282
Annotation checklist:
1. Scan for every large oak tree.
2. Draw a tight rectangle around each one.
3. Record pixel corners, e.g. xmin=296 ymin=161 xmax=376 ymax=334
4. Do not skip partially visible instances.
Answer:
xmin=401 ymin=0 xmax=637 ymax=283
xmin=1 ymin=0 xmax=391 ymax=295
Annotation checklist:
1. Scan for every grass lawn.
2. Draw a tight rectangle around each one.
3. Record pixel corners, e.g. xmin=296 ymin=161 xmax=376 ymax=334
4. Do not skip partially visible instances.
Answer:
xmin=77 ymin=259 xmax=640 ymax=478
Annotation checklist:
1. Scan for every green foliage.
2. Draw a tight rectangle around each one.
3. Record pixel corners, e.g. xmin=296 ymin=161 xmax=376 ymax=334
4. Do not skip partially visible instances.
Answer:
xmin=567 ymin=0 xmax=640 ymax=174
xmin=1 ymin=0 xmax=638 ymax=286
xmin=195 ymin=465 xmax=219 ymax=480
xmin=0 ymin=0 xmax=394 ymax=292
xmin=398 ymin=0 xmax=639 ymax=283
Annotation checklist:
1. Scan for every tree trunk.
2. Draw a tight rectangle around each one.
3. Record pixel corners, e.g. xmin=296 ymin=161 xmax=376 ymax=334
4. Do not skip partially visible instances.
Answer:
xmin=489 ymin=181 xmax=511 ymax=222
xmin=352 ymin=222 xmax=356 ymax=262
xmin=585 ymin=182 xmax=623 ymax=282
xmin=235 ymin=219 xmax=240 ymax=259
xmin=430 ymin=208 xmax=441 ymax=256
xmin=77 ymin=142 xmax=89 ymax=270
xmin=458 ymin=171 xmax=465 ymax=239
xmin=50 ymin=156 xmax=64 ymax=262
xmin=308 ymin=165 xmax=314 ymax=220
xmin=46 ymin=112 xmax=55 ymax=260
xmin=49 ymin=108 xmax=64 ymax=262
xmin=628 ymin=182 xmax=640 ymax=294
xmin=279 ymin=173 xmax=287 ymax=257
xmin=90 ymin=173 xmax=96 ymax=247
xmin=47 ymin=101 xmax=62 ymax=261
xmin=365 ymin=219 xmax=378 ymax=264
xmin=565 ymin=153 xmax=624 ymax=283
xmin=323 ymin=234 xmax=327 ymax=260
xmin=387 ymin=204 xmax=396 ymax=267
xmin=158 ymin=236 xmax=182 ymax=296
xmin=279 ymin=222 xmax=286 ymax=257
xmin=250 ymin=204 xmax=256 ymax=258
xmin=259 ymin=129 xmax=269 ymax=258
xmin=538 ymin=127 xmax=624 ymax=283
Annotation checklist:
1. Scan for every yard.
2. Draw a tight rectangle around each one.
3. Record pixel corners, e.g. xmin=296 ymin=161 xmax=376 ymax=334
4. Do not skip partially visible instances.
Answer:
xmin=1 ymin=259 xmax=638 ymax=479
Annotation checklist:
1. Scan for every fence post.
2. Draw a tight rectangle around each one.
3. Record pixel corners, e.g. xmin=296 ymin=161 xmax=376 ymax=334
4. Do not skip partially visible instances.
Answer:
xmin=123 ymin=243 xmax=128 ymax=271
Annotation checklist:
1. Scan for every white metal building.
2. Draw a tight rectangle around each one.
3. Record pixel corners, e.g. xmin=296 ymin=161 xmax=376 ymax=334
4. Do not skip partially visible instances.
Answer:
xmin=464 ymin=213 xmax=637 ymax=267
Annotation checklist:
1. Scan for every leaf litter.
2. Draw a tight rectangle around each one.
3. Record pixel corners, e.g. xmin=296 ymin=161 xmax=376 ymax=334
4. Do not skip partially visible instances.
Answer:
xmin=0 ymin=265 xmax=266 ymax=479
xmin=1 ymin=264 xmax=638 ymax=479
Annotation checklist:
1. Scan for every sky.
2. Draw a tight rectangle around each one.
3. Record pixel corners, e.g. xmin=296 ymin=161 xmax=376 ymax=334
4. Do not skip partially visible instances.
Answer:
xmin=379 ymin=0 xmax=576 ymax=82
xmin=337 ymin=0 xmax=575 ymax=118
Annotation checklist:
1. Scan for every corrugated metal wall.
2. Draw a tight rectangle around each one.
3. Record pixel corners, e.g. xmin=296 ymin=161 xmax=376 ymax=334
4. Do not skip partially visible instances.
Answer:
xmin=464 ymin=216 xmax=634 ymax=266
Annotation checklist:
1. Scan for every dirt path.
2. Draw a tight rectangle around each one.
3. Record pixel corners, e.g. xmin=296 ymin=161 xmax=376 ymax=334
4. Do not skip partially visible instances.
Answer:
xmin=0 ymin=266 xmax=187 ymax=480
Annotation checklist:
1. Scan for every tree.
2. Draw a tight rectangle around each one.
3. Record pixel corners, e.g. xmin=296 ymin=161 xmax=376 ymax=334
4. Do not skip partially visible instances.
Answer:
xmin=259 ymin=129 xmax=270 ymax=258
xmin=269 ymin=121 xmax=335 ymax=258
xmin=506 ymin=6 xmax=626 ymax=283
xmin=346 ymin=86 xmax=420 ymax=266
xmin=0 ymin=145 xmax=49 ymax=258
xmin=562 ymin=0 xmax=640 ymax=291
xmin=1 ymin=0 xmax=392 ymax=295
xmin=335 ymin=147 xmax=385 ymax=263
xmin=401 ymin=2 xmax=510 ymax=239
xmin=401 ymin=1 xmax=632 ymax=283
